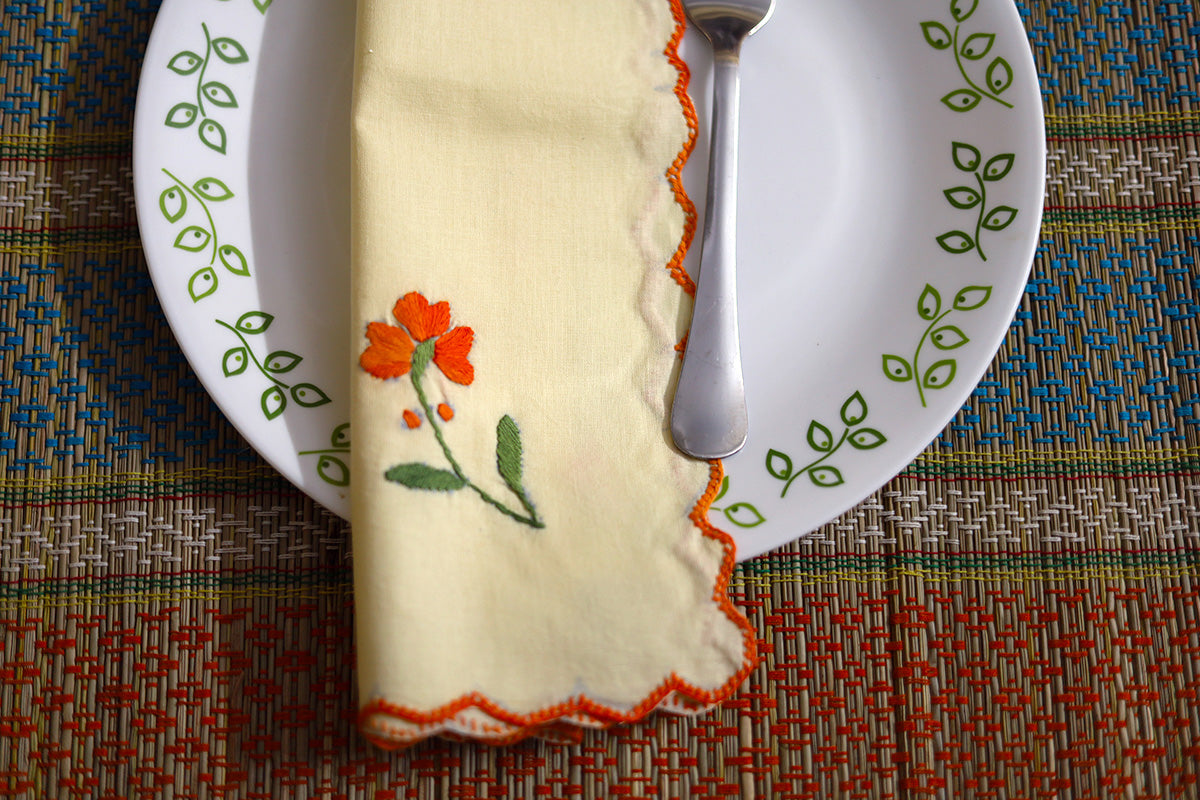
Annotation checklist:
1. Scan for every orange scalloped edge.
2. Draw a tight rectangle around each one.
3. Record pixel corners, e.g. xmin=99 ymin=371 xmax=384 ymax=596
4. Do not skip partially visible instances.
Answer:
xmin=357 ymin=0 xmax=758 ymax=749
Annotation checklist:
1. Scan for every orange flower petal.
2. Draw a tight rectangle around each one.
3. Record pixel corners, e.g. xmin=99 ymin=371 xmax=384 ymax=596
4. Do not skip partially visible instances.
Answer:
xmin=433 ymin=326 xmax=475 ymax=385
xmin=360 ymin=322 xmax=415 ymax=379
xmin=402 ymin=409 xmax=421 ymax=429
xmin=437 ymin=403 xmax=454 ymax=421
xmin=393 ymin=292 xmax=451 ymax=342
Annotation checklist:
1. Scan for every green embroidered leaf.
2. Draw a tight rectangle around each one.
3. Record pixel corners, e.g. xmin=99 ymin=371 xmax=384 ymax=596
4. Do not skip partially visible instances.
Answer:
xmin=922 ymin=359 xmax=958 ymax=390
xmin=809 ymin=466 xmax=845 ymax=488
xmin=919 ymin=21 xmax=952 ymax=49
xmin=261 ymin=385 xmax=286 ymax=420
xmin=953 ymin=285 xmax=993 ymax=310
xmin=983 ymin=153 xmax=1015 ymax=181
xmin=495 ymin=414 xmax=524 ymax=494
xmin=384 ymin=463 xmax=466 ymax=492
xmin=848 ymin=428 xmax=887 ymax=450
xmin=937 ymin=231 xmax=975 ymax=254
xmin=951 ymin=0 xmax=978 ymax=22
xmin=982 ymin=206 xmax=1018 ymax=231
xmin=713 ymin=475 xmax=730 ymax=503
xmin=218 ymin=244 xmax=250 ymax=276
xmin=942 ymin=89 xmax=982 ymax=112
xmin=263 ymin=350 xmax=302 ymax=374
xmin=235 ymin=311 xmax=273 ymax=334
xmin=951 ymin=141 xmax=982 ymax=171
xmin=193 ymin=177 xmax=234 ymax=201
xmin=724 ymin=503 xmax=766 ymax=529
xmin=331 ymin=422 xmax=351 ymax=448
xmin=931 ymin=324 xmax=970 ymax=350
xmin=766 ymin=449 xmax=793 ymax=480
xmin=221 ymin=347 xmax=248 ymax=377
xmin=960 ymin=31 xmax=994 ymax=60
xmin=173 ymin=226 xmax=211 ymax=252
xmin=159 ymin=186 xmax=187 ymax=222
xmin=198 ymin=119 xmax=227 ymax=154
xmin=943 ymin=186 xmax=982 ymax=209
xmin=291 ymin=383 xmax=331 ymax=408
xmin=841 ymin=391 xmax=868 ymax=426
xmin=986 ymin=56 xmax=1013 ymax=94
xmin=211 ymin=37 xmax=249 ymax=64
xmin=807 ymin=420 xmax=834 ymax=453
xmin=164 ymin=102 xmax=199 ymax=128
xmin=201 ymin=81 xmax=238 ymax=108
xmin=917 ymin=285 xmax=942 ymax=321
xmin=316 ymin=455 xmax=349 ymax=487
xmin=167 ymin=51 xmax=203 ymax=75
xmin=882 ymin=354 xmax=913 ymax=382
xmin=254 ymin=0 xmax=273 ymax=13
xmin=188 ymin=267 xmax=218 ymax=302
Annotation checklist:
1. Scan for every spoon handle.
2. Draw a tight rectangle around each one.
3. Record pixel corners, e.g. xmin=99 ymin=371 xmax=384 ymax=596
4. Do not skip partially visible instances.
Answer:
xmin=670 ymin=55 xmax=748 ymax=460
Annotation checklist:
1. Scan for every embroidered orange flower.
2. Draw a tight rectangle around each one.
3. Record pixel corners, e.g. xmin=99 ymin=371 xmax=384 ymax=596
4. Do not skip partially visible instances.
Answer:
xmin=360 ymin=292 xmax=475 ymax=385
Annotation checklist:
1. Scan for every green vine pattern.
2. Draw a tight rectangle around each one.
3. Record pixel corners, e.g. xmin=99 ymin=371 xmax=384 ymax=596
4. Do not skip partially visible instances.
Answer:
xmin=220 ymin=0 xmax=274 ymax=13
xmin=920 ymin=0 xmax=1014 ymax=111
xmin=299 ymin=423 xmax=351 ymax=487
xmin=709 ymin=475 xmax=765 ymax=529
xmin=936 ymin=142 xmax=1017 ymax=261
xmin=881 ymin=284 xmax=993 ymax=407
xmin=216 ymin=311 xmax=332 ymax=421
xmin=767 ymin=392 xmax=887 ymax=498
xmin=159 ymin=169 xmax=250 ymax=302
xmin=163 ymin=23 xmax=248 ymax=154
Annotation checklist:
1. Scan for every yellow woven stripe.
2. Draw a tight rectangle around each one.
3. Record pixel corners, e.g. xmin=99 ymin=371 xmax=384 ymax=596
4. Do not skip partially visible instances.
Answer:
xmin=0 ymin=132 xmax=133 ymax=145
xmin=730 ymin=565 xmax=1200 ymax=588
xmin=0 ymin=466 xmax=283 ymax=489
xmin=912 ymin=447 xmax=1200 ymax=466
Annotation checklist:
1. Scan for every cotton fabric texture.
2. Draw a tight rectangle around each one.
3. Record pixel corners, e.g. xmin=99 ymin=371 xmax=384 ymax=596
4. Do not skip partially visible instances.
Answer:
xmin=350 ymin=0 xmax=756 ymax=747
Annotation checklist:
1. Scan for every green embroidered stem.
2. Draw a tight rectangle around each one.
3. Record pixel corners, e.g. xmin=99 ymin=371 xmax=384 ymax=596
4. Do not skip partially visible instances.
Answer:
xmin=951 ymin=23 xmax=1013 ymax=109
xmin=912 ymin=309 xmax=953 ymax=408
xmin=410 ymin=368 xmax=543 ymax=529
xmin=973 ymin=172 xmax=989 ymax=262
xmin=162 ymin=167 xmax=219 ymax=265
xmin=215 ymin=319 xmax=288 ymax=388
xmin=781 ymin=428 xmax=850 ymax=498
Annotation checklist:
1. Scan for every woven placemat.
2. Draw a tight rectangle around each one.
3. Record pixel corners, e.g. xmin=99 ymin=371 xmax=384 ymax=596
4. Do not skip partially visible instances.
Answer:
xmin=2 ymin=2 xmax=1199 ymax=798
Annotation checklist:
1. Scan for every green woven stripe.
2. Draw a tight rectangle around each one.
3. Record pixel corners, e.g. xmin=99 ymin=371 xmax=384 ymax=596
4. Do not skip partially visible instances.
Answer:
xmin=736 ymin=549 xmax=1200 ymax=576
xmin=1043 ymin=206 xmax=1200 ymax=225
xmin=901 ymin=456 xmax=1200 ymax=479
xmin=0 ymin=140 xmax=133 ymax=159
xmin=4 ymin=553 xmax=1199 ymax=599
xmin=1046 ymin=120 xmax=1200 ymax=137
xmin=0 ymin=475 xmax=296 ymax=504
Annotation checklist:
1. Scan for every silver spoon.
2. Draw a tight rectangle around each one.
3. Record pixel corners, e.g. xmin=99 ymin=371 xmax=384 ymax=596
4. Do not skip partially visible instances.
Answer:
xmin=670 ymin=0 xmax=775 ymax=460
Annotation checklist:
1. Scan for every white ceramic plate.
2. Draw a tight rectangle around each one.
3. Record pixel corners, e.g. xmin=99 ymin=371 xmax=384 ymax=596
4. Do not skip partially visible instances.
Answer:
xmin=133 ymin=0 xmax=1044 ymax=559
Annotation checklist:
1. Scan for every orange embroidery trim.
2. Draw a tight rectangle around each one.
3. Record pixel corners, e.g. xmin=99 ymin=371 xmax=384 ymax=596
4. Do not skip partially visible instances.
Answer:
xmin=356 ymin=0 xmax=756 ymax=748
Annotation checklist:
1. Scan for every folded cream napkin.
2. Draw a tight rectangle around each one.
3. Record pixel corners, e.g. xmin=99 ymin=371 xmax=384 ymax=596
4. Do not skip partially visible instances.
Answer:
xmin=350 ymin=0 xmax=756 ymax=747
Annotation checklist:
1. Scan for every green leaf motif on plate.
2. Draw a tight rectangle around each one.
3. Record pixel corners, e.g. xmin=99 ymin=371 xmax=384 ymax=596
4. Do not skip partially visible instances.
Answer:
xmin=708 ymin=475 xmax=766 ymax=529
xmin=883 ymin=283 xmax=992 ymax=407
xmin=769 ymin=390 xmax=885 ymax=500
xmin=167 ymin=51 xmax=203 ymax=75
xmin=235 ymin=311 xmax=273 ymax=335
xmin=261 ymin=385 xmax=286 ymax=420
xmin=222 ymin=347 xmax=248 ymax=377
xmin=193 ymin=178 xmax=234 ymax=201
xmin=218 ymin=244 xmax=250 ymax=276
xmin=164 ymin=102 xmax=198 ymax=128
xmin=159 ymin=187 xmax=187 ymax=222
xmin=163 ymin=24 xmax=247 ymax=154
xmin=917 ymin=284 xmax=942 ymax=320
xmin=317 ymin=455 xmax=349 ymax=487
xmin=766 ymin=449 xmax=793 ymax=480
xmin=188 ymin=267 xmax=218 ymax=302
xmin=211 ymin=37 xmax=249 ymax=64
xmin=921 ymin=1 xmax=1013 ymax=111
xmin=173 ymin=226 xmax=211 ymax=252
xmin=290 ymin=383 xmax=331 ymax=408
xmin=254 ymin=0 xmax=274 ymax=13
xmin=263 ymin=350 xmax=302 ymax=374
xmin=938 ymin=143 xmax=1017 ymax=261
xmin=331 ymin=423 xmax=351 ymax=448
